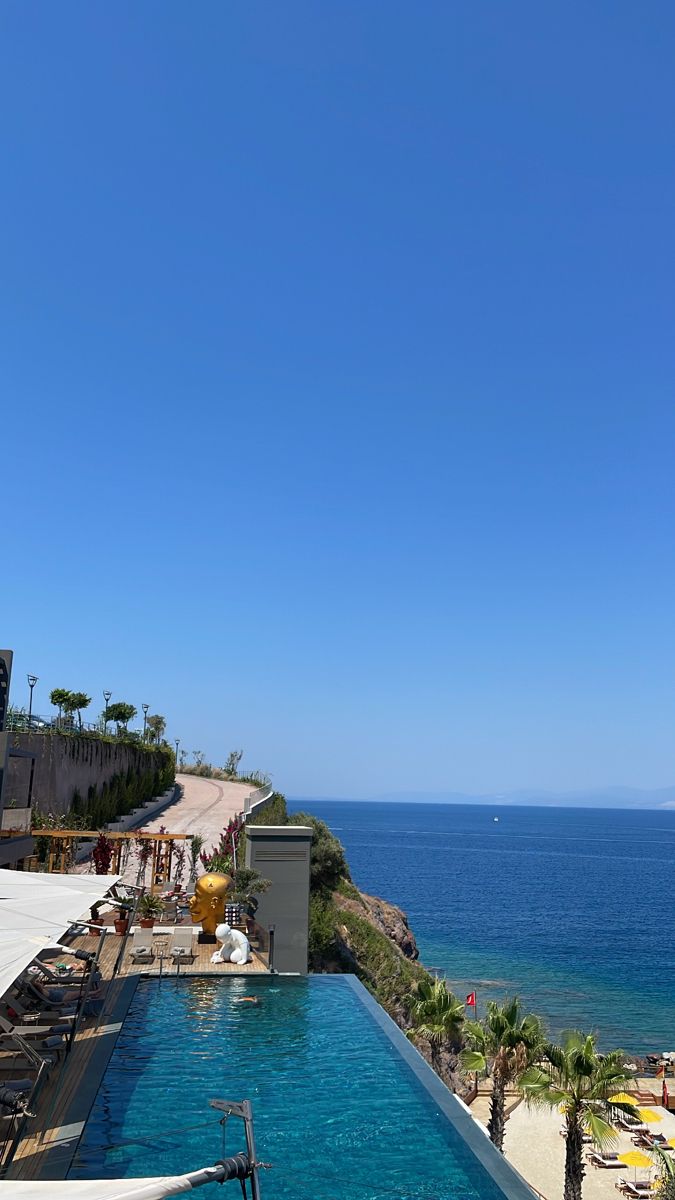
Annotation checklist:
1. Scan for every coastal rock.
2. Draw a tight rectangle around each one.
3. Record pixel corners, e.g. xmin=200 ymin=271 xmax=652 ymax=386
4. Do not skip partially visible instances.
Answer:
xmin=334 ymin=890 xmax=420 ymax=960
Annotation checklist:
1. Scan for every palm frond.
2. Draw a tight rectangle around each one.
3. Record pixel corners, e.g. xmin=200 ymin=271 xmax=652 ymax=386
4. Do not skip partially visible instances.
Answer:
xmin=460 ymin=1049 xmax=486 ymax=1073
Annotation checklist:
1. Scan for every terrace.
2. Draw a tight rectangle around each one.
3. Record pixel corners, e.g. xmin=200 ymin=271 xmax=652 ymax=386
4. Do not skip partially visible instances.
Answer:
xmin=0 ymin=870 xmax=273 ymax=1185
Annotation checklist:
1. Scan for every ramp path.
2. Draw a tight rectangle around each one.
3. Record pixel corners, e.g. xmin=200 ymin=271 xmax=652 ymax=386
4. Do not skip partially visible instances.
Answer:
xmin=118 ymin=773 xmax=254 ymax=884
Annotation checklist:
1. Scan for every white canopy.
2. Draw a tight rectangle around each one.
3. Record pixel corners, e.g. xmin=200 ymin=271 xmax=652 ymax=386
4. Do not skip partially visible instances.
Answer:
xmin=0 ymin=869 xmax=120 ymax=999
xmin=0 ymin=1165 xmax=227 ymax=1197
xmin=0 ymin=1180 xmax=191 ymax=1199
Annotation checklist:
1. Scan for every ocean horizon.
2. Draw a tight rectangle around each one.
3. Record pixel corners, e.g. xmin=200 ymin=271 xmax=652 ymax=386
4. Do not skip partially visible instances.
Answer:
xmin=289 ymin=798 xmax=675 ymax=1056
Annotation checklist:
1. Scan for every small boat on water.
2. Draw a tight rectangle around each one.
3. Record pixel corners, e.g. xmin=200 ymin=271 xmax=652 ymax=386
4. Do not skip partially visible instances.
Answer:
xmin=493 ymin=816 xmax=499 ymax=822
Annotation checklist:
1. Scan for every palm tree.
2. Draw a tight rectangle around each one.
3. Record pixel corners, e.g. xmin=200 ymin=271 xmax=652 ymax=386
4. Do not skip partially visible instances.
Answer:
xmin=407 ymin=978 xmax=465 ymax=1082
xmin=652 ymin=1146 xmax=675 ymax=1200
xmin=519 ymin=1030 xmax=639 ymax=1200
xmin=460 ymin=997 xmax=544 ymax=1152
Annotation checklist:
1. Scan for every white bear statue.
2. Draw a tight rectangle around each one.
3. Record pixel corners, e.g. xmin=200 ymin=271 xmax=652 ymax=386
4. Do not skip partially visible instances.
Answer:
xmin=210 ymin=922 xmax=251 ymax=965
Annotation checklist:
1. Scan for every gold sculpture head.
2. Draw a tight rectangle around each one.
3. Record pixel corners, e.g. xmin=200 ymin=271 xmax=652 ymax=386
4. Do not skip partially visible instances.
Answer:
xmin=188 ymin=872 xmax=233 ymax=936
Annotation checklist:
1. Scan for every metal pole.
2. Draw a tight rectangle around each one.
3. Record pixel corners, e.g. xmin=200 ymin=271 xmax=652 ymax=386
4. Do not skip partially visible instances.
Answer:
xmin=175 ymin=739 xmax=179 ymax=767
xmin=242 ymin=1098 xmax=261 ymax=1200
xmin=142 ymin=704 xmax=149 ymax=741
xmin=112 ymin=886 xmax=141 ymax=978
xmin=103 ymin=691 xmax=111 ymax=734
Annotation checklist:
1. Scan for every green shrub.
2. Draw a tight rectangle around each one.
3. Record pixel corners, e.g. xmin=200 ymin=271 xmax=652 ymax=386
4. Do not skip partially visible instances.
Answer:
xmin=288 ymin=811 xmax=350 ymax=893
xmin=308 ymin=894 xmax=339 ymax=959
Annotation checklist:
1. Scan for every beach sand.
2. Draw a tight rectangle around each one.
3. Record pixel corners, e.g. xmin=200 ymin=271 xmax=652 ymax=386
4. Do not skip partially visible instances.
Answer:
xmin=502 ymin=1101 xmax=675 ymax=1200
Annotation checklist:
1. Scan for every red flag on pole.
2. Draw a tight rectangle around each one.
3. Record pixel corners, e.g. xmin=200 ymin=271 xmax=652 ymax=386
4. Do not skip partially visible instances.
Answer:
xmin=656 ymin=1064 xmax=665 ymax=1079
xmin=466 ymin=991 xmax=476 ymax=1007
xmin=663 ymin=1081 xmax=669 ymax=1108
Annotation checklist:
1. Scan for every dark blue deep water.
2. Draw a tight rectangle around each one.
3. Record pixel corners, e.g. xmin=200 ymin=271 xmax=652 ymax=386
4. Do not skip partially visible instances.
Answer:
xmin=289 ymin=801 xmax=675 ymax=1054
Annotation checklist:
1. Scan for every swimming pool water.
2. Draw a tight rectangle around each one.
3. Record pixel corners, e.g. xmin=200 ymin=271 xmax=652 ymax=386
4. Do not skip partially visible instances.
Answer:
xmin=69 ymin=976 xmax=518 ymax=1200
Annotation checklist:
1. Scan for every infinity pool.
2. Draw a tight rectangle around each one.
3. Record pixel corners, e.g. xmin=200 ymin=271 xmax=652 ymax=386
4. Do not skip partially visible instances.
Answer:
xmin=69 ymin=975 xmax=528 ymax=1200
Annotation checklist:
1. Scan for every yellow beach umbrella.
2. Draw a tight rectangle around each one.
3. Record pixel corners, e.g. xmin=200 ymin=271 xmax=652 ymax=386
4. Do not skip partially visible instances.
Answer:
xmin=619 ymin=1150 xmax=653 ymax=1181
xmin=638 ymin=1108 xmax=662 ymax=1123
xmin=619 ymin=1149 xmax=653 ymax=1182
xmin=666 ymin=1138 xmax=675 ymax=1149
xmin=619 ymin=1151 xmax=651 ymax=1167
xmin=610 ymin=1092 xmax=637 ymax=1104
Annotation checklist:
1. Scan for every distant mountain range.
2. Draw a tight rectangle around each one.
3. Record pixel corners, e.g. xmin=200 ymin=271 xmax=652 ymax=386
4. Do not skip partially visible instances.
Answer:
xmin=292 ymin=787 xmax=675 ymax=810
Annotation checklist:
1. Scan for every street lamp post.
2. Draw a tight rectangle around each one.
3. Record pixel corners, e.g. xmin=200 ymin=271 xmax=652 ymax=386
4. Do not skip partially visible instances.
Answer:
xmin=103 ymin=690 xmax=112 ymax=735
xmin=27 ymin=675 xmax=38 ymax=724
xmin=175 ymin=739 xmax=180 ymax=768
xmin=142 ymin=703 xmax=149 ymax=741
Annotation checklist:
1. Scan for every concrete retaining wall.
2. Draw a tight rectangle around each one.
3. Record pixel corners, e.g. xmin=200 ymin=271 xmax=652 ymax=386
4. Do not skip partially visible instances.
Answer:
xmin=4 ymin=732 xmax=166 ymax=815
xmin=73 ymin=783 xmax=180 ymax=863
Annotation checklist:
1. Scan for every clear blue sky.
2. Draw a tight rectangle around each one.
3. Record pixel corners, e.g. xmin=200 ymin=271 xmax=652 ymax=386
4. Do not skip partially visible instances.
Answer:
xmin=3 ymin=2 xmax=675 ymax=798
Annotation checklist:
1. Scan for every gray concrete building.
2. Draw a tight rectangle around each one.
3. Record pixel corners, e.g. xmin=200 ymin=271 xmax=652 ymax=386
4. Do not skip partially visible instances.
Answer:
xmin=245 ymin=824 xmax=313 ymax=974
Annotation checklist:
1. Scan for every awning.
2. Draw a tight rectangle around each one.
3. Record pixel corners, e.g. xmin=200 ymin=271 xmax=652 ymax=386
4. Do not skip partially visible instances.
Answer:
xmin=0 ymin=869 xmax=120 ymax=998
xmin=0 ymin=1180 xmax=192 ymax=1199
xmin=0 ymin=1161 xmax=243 ymax=1197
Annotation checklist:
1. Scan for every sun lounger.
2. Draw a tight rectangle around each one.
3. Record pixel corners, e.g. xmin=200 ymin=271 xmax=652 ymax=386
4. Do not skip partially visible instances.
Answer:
xmin=169 ymin=927 xmax=195 ymax=962
xmin=19 ymin=980 xmax=79 ymax=1017
xmin=616 ymin=1182 xmax=654 ymax=1197
xmin=129 ymin=928 xmax=155 ymax=963
xmin=586 ymin=1151 xmax=622 ymax=1168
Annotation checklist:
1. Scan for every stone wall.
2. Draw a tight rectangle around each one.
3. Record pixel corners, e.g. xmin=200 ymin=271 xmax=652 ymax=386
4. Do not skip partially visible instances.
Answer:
xmin=4 ymin=732 xmax=165 ymax=816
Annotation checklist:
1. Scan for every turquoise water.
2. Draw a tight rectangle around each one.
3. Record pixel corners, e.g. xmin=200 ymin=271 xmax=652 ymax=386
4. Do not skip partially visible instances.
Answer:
xmin=69 ymin=976 xmax=509 ymax=1199
xmin=291 ymin=801 xmax=675 ymax=1053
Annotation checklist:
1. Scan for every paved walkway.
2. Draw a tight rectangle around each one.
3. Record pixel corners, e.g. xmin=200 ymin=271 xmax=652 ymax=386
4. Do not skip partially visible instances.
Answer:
xmin=118 ymin=773 xmax=254 ymax=884
xmin=142 ymin=773 xmax=252 ymax=839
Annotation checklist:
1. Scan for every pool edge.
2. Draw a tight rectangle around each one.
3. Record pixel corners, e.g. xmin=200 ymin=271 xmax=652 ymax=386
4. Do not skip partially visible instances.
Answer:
xmin=327 ymin=974 xmax=536 ymax=1200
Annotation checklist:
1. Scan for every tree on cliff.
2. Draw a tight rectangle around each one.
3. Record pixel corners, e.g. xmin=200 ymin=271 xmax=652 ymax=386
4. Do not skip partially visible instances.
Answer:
xmin=287 ymin=811 xmax=350 ymax=893
xmin=461 ymin=997 xmax=544 ymax=1152
xmin=519 ymin=1030 xmax=637 ymax=1200
xmin=49 ymin=688 xmax=71 ymax=721
xmin=106 ymin=701 xmax=137 ymax=734
xmin=63 ymin=691 xmax=91 ymax=730
xmin=407 ymin=979 xmax=465 ymax=1081
xmin=146 ymin=714 xmax=166 ymax=744
xmin=223 ymin=749 xmax=243 ymax=777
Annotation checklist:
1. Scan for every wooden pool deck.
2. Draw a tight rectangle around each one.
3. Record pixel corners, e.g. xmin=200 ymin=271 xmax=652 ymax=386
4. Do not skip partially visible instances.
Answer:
xmin=3 ymin=927 xmax=269 ymax=1181
xmin=83 ymin=925 xmax=270 ymax=979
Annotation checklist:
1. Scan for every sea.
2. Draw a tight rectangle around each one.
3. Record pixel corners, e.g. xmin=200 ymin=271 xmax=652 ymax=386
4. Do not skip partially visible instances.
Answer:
xmin=288 ymin=799 xmax=675 ymax=1056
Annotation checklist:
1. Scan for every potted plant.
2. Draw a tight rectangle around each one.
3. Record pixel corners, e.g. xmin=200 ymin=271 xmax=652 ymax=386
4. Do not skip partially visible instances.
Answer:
xmin=138 ymin=892 xmax=163 ymax=928
xmin=113 ymin=899 xmax=133 ymax=936
xmin=230 ymin=867 xmax=271 ymax=933
xmin=89 ymin=900 xmax=105 ymax=937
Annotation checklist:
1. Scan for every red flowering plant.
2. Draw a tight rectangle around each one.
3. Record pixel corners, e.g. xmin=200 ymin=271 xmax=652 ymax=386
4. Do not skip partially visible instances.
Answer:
xmin=93 ymin=833 xmax=114 ymax=875
xmin=199 ymin=815 xmax=243 ymax=875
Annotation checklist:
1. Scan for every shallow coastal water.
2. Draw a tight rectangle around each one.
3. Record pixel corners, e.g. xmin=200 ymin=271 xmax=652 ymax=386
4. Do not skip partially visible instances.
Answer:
xmin=290 ymin=800 xmax=675 ymax=1054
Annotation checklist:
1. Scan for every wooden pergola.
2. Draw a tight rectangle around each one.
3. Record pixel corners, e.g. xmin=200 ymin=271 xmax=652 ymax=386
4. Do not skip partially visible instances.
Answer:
xmin=31 ymin=830 xmax=190 ymax=890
